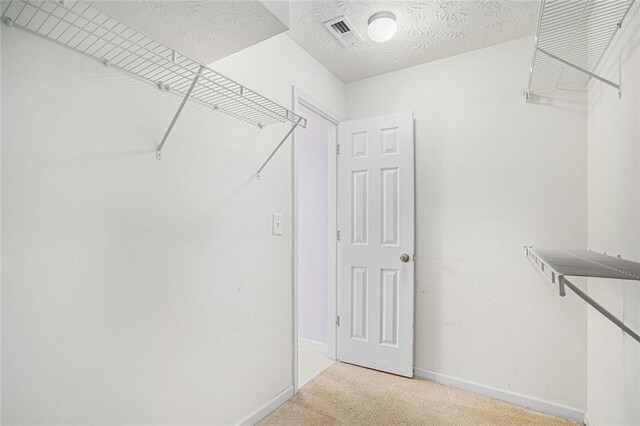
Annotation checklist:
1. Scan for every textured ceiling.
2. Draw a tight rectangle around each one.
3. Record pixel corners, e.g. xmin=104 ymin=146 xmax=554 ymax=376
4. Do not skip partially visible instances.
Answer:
xmin=93 ymin=1 xmax=288 ymax=64
xmin=288 ymin=0 xmax=540 ymax=83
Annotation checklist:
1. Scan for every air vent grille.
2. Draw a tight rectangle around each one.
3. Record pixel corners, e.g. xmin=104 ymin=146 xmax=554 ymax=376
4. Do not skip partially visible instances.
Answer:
xmin=331 ymin=21 xmax=350 ymax=34
xmin=324 ymin=16 xmax=363 ymax=48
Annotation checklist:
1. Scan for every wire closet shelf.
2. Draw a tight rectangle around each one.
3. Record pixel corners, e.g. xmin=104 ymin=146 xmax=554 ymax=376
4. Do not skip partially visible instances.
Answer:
xmin=525 ymin=247 xmax=640 ymax=344
xmin=1 ymin=0 xmax=306 ymax=160
xmin=527 ymin=0 xmax=636 ymax=97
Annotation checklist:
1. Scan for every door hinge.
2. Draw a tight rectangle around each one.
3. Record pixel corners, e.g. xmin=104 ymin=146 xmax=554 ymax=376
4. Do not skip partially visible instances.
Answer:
xmin=336 ymin=315 xmax=341 ymax=326
xmin=336 ymin=144 xmax=341 ymax=155
xmin=337 ymin=230 xmax=341 ymax=241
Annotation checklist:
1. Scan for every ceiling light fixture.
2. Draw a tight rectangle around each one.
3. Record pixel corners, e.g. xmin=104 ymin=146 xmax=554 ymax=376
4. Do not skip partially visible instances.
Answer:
xmin=367 ymin=11 xmax=397 ymax=43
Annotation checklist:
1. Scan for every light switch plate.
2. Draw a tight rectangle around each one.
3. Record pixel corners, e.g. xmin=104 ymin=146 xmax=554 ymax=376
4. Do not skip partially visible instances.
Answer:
xmin=272 ymin=213 xmax=283 ymax=236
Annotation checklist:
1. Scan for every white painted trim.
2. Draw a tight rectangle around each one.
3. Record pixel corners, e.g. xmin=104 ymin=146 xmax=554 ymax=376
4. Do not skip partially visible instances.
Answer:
xmin=295 ymin=89 xmax=343 ymax=125
xmin=583 ymin=411 xmax=592 ymax=426
xmin=413 ymin=367 xmax=586 ymax=423
xmin=236 ymin=386 xmax=294 ymax=426
xmin=326 ymin=125 xmax=338 ymax=362
xmin=292 ymin=87 xmax=342 ymax=394
xmin=291 ymin=87 xmax=299 ymax=395
xmin=299 ymin=337 xmax=328 ymax=353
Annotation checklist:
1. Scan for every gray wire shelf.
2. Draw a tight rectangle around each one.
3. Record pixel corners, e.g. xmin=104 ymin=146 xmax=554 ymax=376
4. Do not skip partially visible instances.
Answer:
xmin=1 ymin=0 xmax=307 ymax=161
xmin=527 ymin=0 xmax=636 ymax=97
xmin=525 ymin=246 xmax=640 ymax=344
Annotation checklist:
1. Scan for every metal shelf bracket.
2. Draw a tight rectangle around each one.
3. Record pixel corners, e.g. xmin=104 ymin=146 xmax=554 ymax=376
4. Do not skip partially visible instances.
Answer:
xmin=156 ymin=65 xmax=204 ymax=160
xmin=256 ymin=117 xmax=303 ymax=179
xmin=536 ymin=47 xmax=621 ymax=93
xmin=526 ymin=0 xmax=635 ymax=99
xmin=1 ymin=0 xmax=307 ymax=160
xmin=525 ymin=246 xmax=640 ymax=344
xmin=561 ymin=277 xmax=639 ymax=343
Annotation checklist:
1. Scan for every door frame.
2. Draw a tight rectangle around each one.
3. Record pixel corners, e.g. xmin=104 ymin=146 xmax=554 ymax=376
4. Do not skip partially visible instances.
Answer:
xmin=292 ymin=87 xmax=342 ymax=394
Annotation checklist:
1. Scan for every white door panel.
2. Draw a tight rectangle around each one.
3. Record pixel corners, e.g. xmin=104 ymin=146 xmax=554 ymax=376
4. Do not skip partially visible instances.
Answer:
xmin=337 ymin=111 xmax=415 ymax=377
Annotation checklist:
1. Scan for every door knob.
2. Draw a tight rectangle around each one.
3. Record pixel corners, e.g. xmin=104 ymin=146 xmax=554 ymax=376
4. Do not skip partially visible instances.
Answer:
xmin=400 ymin=253 xmax=410 ymax=263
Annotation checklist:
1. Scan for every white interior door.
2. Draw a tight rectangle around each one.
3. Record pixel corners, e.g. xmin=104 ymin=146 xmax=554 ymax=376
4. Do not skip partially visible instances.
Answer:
xmin=336 ymin=111 xmax=415 ymax=377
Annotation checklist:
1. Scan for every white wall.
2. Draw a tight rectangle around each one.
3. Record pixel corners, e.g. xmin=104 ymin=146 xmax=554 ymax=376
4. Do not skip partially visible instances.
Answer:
xmin=1 ymin=28 xmax=345 ymax=424
xmin=347 ymin=36 xmax=588 ymax=411
xmin=296 ymin=105 xmax=330 ymax=346
xmin=0 ymin=18 xmax=3 ymax=419
xmin=587 ymin=3 xmax=640 ymax=424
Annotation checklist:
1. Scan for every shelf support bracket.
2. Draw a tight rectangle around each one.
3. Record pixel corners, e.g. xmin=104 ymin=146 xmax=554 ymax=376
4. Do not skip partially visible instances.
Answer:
xmin=526 ymin=247 xmax=640 ymax=344
xmin=557 ymin=275 xmax=566 ymax=297
xmin=156 ymin=65 xmax=204 ymax=160
xmin=562 ymin=278 xmax=640 ymax=344
xmin=256 ymin=117 xmax=303 ymax=179
xmin=537 ymin=47 xmax=620 ymax=91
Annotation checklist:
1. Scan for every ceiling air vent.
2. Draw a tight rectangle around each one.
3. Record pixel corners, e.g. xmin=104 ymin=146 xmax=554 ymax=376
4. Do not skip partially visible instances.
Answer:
xmin=324 ymin=16 xmax=363 ymax=48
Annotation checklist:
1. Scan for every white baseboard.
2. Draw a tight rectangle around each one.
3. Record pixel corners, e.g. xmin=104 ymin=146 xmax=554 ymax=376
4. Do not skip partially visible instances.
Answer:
xmin=236 ymin=368 xmax=587 ymax=425
xmin=413 ymin=367 xmax=586 ymax=423
xmin=299 ymin=337 xmax=328 ymax=354
xmin=236 ymin=386 xmax=294 ymax=426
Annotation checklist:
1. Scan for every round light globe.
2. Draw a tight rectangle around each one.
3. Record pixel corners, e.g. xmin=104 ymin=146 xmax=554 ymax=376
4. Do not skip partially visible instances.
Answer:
xmin=367 ymin=11 xmax=397 ymax=43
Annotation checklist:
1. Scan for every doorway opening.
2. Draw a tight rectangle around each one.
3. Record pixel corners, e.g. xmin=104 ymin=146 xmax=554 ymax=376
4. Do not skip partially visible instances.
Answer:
xmin=293 ymin=88 xmax=341 ymax=392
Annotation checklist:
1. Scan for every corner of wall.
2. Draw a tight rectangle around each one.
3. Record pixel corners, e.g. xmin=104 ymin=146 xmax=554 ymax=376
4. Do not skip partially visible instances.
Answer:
xmin=586 ymin=0 xmax=640 ymax=423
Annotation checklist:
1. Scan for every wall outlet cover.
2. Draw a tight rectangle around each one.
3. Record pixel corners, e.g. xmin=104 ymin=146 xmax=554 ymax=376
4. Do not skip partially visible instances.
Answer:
xmin=272 ymin=213 xmax=283 ymax=236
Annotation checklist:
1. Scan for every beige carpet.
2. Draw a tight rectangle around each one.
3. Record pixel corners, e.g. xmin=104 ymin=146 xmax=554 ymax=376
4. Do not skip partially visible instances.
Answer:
xmin=261 ymin=362 xmax=579 ymax=426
